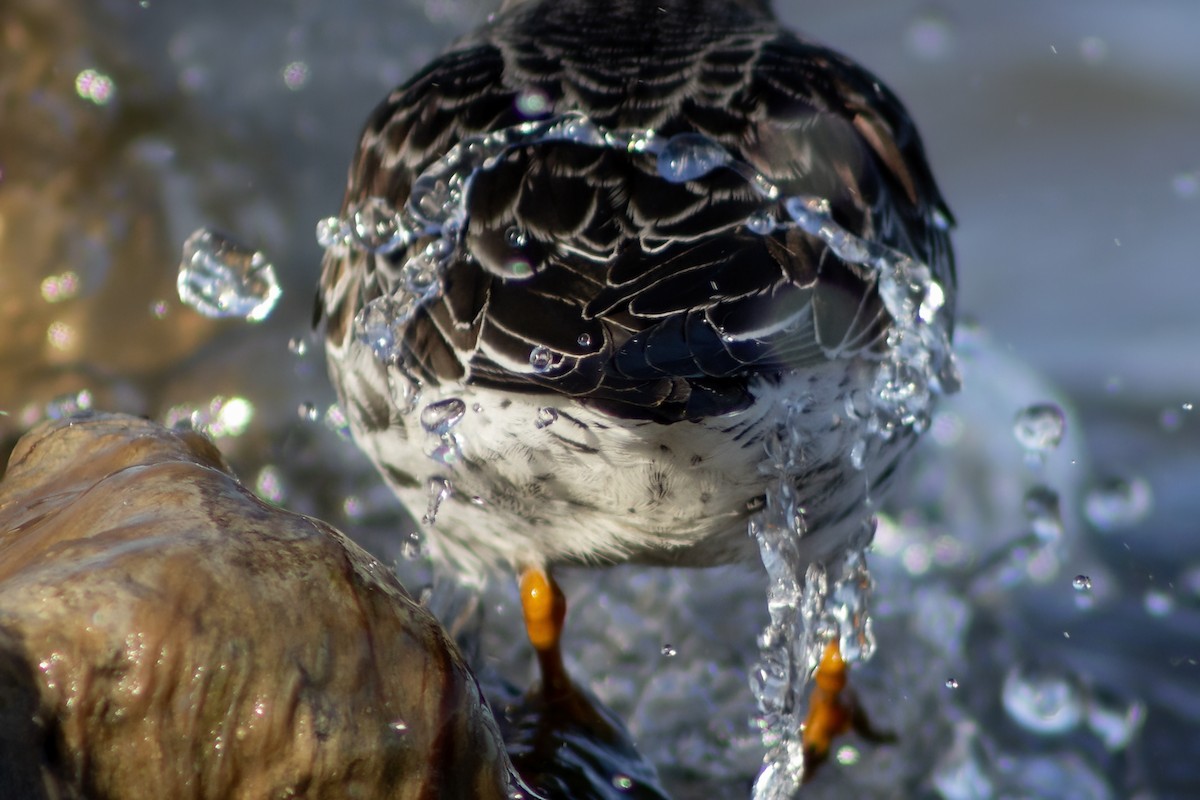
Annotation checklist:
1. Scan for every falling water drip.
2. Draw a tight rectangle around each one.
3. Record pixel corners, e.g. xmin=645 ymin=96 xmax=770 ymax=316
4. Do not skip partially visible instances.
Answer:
xmin=421 ymin=476 xmax=452 ymax=527
xmin=177 ymin=228 xmax=281 ymax=322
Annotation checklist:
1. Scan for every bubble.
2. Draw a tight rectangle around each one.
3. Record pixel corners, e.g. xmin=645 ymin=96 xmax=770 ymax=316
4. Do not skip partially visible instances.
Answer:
xmin=661 ymin=644 xmax=677 ymax=657
xmin=945 ymin=678 xmax=959 ymax=689
xmin=420 ymin=398 xmax=466 ymax=435
xmin=177 ymin=228 xmax=282 ymax=322
xmin=1002 ymin=664 xmax=1083 ymax=735
xmin=528 ymin=345 xmax=555 ymax=373
xmin=534 ymin=407 xmax=558 ymax=429
xmin=75 ymin=68 xmax=115 ymax=105
xmin=656 ymin=132 xmax=731 ymax=183
xmin=1013 ymin=403 xmax=1066 ymax=454
xmin=1072 ymin=575 xmax=1092 ymax=591
xmin=1083 ymin=476 xmax=1152 ymax=531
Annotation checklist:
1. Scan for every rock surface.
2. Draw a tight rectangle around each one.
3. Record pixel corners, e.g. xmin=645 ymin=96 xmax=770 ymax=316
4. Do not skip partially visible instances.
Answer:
xmin=0 ymin=413 xmax=521 ymax=799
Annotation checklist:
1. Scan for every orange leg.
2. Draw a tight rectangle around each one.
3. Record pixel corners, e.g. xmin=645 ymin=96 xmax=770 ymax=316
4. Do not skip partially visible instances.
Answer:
xmin=519 ymin=566 xmax=570 ymax=696
xmin=800 ymin=638 xmax=895 ymax=780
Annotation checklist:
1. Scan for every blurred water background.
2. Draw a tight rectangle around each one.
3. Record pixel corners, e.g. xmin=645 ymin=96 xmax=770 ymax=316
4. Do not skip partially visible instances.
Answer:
xmin=3 ymin=0 xmax=1198 ymax=797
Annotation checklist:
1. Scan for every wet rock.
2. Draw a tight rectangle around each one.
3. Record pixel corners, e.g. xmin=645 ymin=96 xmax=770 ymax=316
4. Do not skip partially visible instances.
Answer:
xmin=0 ymin=413 xmax=521 ymax=799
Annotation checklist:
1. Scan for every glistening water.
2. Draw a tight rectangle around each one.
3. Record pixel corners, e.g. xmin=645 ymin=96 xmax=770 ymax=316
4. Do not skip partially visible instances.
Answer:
xmin=4 ymin=0 xmax=1198 ymax=797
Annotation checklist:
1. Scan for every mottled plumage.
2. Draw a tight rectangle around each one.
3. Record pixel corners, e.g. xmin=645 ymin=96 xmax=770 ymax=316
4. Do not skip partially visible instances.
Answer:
xmin=318 ymin=0 xmax=955 ymax=578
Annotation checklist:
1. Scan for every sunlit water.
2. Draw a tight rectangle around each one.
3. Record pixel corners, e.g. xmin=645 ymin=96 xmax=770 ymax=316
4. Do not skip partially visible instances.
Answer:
xmin=6 ymin=0 xmax=1199 ymax=797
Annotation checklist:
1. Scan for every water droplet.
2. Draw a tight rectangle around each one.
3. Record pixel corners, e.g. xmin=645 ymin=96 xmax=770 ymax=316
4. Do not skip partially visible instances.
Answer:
xmin=661 ymin=644 xmax=677 ymax=657
xmin=611 ymin=774 xmax=634 ymax=791
xmin=420 ymin=398 xmax=466 ymax=435
xmin=349 ymin=198 xmax=409 ymax=253
xmin=1143 ymin=588 xmax=1174 ymax=617
xmin=177 ymin=228 xmax=282 ymax=322
xmin=1023 ymin=486 xmax=1063 ymax=543
xmin=402 ymin=253 xmax=442 ymax=299
xmin=746 ymin=211 xmax=776 ymax=235
xmin=534 ymin=407 xmax=558 ymax=429
xmin=1002 ymin=664 xmax=1083 ymax=735
xmin=1085 ymin=689 xmax=1145 ymax=751
xmin=315 ymin=216 xmax=349 ymax=249
xmin=402 ymin=531 xmax=424 ymax=559
xmin=288 ymin=336 xmax=309 ymax=356
xmin=343 ymin=495 xmax=364 ymax=520
xmin=1013 ymin=403 xmax=1066 ymax=454
xmin=298 ymin=401 xmax=319 ymax=422
xmin=1083 ymin=476 xmax=1152 ymax=531
xmin=906 ymin=11 xmax=954 ymax=61
xmin=75 ymin=68 xmax=115 ymax=105
xmin=388 ymin=719 xmax=408 ymax=734
xmin=46 ymin=389 xmax=93 ymax=420
xmin=354 ymin=294 xmax=414 ymax=362
xmin=528 ymin=345 xmax=555 ymax=373
xmin=1079 ymin=36 xmax=1108 ymax=65
xmin=945 ymin=678 xmax=959 ymax=689
xmin=1172 ymin=172 xmax=1199 ymax=199
xmin=255 ymin=466 xmax=286 ymax=504
xmin=576 ymin=332 xmax=593 ymax=348
xmin=324 ymin=404 xmax=351 ymax=440
xmin=1072 ymin=575 xmax=1092 ymax=591
xmin=515 ymin=87 xmax=551 ymax=118
xmin=656 ymin=132 xmax=731 ymax=183
xmin=150 ymin=300 xmax=169 ymax=319
xmin=421 ymin=476 xmax=452 ymax=526
xmin=40 ymin=271 xmax=81 ymax=303
xmin=282 ymin=60 xmax=309 ymax=90
xmin=835 ymin=744 xmax=861 ymax=766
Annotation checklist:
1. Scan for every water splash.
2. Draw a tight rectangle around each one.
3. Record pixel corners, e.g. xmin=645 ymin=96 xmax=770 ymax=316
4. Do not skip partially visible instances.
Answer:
xmin=748 ymin=400 xmax=879 ymax=797
xmin=177 ymin=228 xmax=281 ymax=322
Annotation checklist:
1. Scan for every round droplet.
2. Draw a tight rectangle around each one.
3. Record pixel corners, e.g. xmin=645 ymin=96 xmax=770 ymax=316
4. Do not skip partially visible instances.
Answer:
xmin=661 ymin=644 xmax=677 ymax=657
xmin=1083 ymin=476 xmax=1153 ymax=532
xmin=420 ymin=398 xmax=466 ymax=435
xmin=354 ymin=295 xmax=412 ymax=362
xmin=288 ymin=336 xmax=309 ymax=356
xmin=656 ymin=132 xmax=731 ymax=183
xmin=515 ymin=87 xmax=551 ymax=118
xmin=576 ymin=332 xmax=593 ymax=348
xmin=389 ymin=719 xmax=409 ymax=734
xmin=505 ymin=226 xmax=528 ymax=248
xmin=534 ymin=407 xmax=558 ymax=429
xmin=1013 ymin=403 xmax=1066 ymax=453
xmin=1072 ymin=575 xmax=1092 ymax=592
xmin=1002 ymin=664 xmax=1083 ymax=735
xmin=298 ymin=401 xmax=319 ymax=422
xmin=177 ymin=228 xmax=282 ymax=322
xmin=945 ymin=678 xmax=959 ymax=689
xmin=746 ymin=211 xmax=776 ymax=235
xmin=528 ymin=345 xmax=555 ymax=373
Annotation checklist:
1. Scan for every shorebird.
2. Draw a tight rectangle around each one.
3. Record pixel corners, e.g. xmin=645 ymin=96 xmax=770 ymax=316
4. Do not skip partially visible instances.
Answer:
xmin=317 ymin=0 xmax=955 ymax=768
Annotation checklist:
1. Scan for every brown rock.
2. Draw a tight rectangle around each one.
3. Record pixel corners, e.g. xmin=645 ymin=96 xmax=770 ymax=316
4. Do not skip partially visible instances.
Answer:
xmin=0 ymin=413 xmax=520 ymax=799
